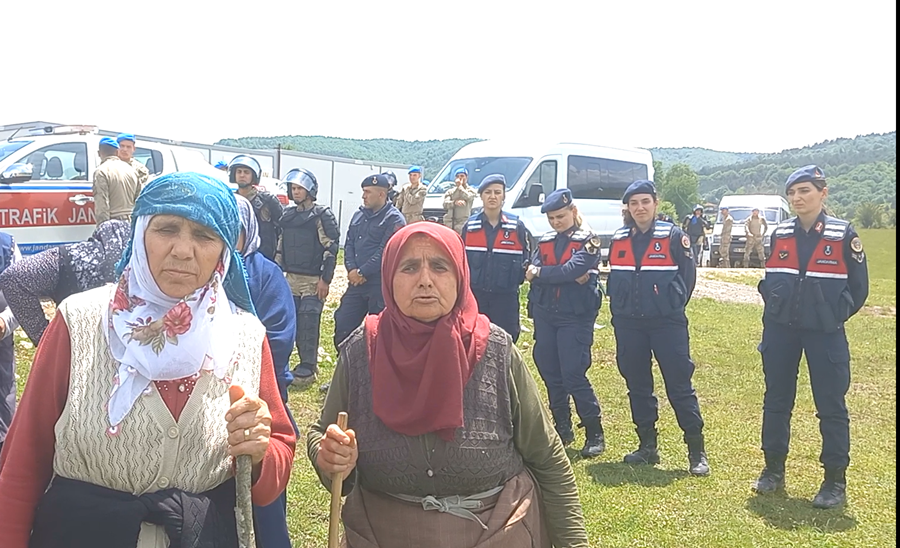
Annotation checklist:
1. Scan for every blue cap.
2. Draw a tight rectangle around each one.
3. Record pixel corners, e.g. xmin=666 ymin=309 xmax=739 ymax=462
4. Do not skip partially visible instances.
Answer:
xmin=478 ymin=174 xmax=506 ymax=193
xmin=621 ymin=180 xmax=657 ymax=204
xmin=361 ymin=173 xmax=391 ymax=189
xmin=116 ymin=133 xmax=135 ymax=144
xmin=719 ymin=206 xmax=729 ymax=210
xmin=785 ymin=165 xmax=826 ymax=191
xmin=99 ymin=137 xmax=120 ymax=149
xmin=214 ymin=160 xmax=228 ymax=169
xmin=408 ymin=165 xmax=422 ymax=174
xmin=454 ymin=166 xmax=469 ymax=177
xmin=541 ymin=188 xmax=574 ymax=213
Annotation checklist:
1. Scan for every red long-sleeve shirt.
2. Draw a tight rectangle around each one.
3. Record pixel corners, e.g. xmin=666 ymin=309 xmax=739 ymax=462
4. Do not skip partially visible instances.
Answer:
xmin=0 ymin=313 xmax=296 ymax=547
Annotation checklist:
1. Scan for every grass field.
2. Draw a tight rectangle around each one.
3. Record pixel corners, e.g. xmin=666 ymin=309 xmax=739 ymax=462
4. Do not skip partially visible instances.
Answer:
xmin=11 ymin=230 xmax=896 ymax=547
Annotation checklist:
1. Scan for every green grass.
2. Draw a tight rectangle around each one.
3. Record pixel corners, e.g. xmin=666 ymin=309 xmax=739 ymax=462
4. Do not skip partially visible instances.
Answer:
xmin=11 ymin=231 xmax=896 ymax=548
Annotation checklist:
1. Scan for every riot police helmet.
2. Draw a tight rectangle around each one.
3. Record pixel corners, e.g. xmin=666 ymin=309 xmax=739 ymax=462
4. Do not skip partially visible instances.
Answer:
xmin=228 ymin=155 xmax=262 ymax=186
xmin=283 ymin=168 xmax=318 ymax=201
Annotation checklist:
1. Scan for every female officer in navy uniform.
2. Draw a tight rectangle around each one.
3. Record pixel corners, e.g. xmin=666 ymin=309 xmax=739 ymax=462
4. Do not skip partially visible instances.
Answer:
xmin=754 ymin=165 xmax=868 ymax=509
xmin=608 ymin=180 xmax=709 ymax=476
xmin=526 ymin=188 xmax=606 ymax=458
xmin=461 ymin=174 xmax=530 ymax=342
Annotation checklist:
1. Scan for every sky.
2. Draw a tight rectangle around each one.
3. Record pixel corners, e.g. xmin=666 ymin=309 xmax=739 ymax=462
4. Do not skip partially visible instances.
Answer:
xmin=3 ymin=0 xmax=895 ymax=154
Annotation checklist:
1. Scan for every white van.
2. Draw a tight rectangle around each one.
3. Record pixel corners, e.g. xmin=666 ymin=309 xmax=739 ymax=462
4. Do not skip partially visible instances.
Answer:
xmin=420 ymin=140 xmax=654 ymax=263
xmin=709 ymin=194 xmax=792 ymax=267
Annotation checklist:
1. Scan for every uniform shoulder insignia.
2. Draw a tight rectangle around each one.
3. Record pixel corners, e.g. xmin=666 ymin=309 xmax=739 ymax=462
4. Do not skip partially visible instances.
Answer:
xmin=681 ymin=234 xmax=691 ymax=249
xmin=539 ymin=231 xmax=557 ymax=242
xmin=570 ymin=230 xmax=590 ymax=241
xmin=850 ymin=236 xmax=863 ymax=253
xmin=584 ymin=235 xmax=601 ymax=255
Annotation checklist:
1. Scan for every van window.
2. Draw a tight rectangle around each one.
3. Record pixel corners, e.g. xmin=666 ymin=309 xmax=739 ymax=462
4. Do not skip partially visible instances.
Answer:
xmin=0 ymin=141 xmax=32 ymax=163
xmin=514 ymin=160 xmax=557 ymax=209
xmin=567 ymin=155 xmax=649 ymax=200
xmin=426 ymin=157 xmax=531 ymax=195
xmin=718 ymin=207 xmax=778 ymax=224
xmin=20 ymin=142 xmax=89 ymax=181
xmin=135 ymin=147 xmax=164 ymax=175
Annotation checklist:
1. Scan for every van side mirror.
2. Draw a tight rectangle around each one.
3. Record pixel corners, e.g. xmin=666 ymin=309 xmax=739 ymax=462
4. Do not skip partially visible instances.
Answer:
xmin=0 ymin=163 xmax=33 ymax=183
xmin=515 ymin=183 xmax=544 ymax=208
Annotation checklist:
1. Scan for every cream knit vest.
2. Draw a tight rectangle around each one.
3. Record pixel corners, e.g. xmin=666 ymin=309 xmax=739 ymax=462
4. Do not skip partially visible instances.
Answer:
xmin=53 ymin=285 xmax=264 ymax=548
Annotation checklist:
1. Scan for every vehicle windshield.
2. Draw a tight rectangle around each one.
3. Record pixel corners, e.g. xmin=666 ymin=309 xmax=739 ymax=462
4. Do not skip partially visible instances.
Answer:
xmin=718 ymin=207 xmax=778 ymax=223
xmin=426 ymin=157 xmax=532 ymax=195
xmin=0 ymin=141 xmax=33 ymax=163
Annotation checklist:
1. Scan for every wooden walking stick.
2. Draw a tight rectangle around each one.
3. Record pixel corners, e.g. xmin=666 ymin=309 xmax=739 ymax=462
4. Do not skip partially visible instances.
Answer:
xmin=329 ymin=411 xmax=350 ymax=548
xmin=236 ymin=454 xmax=257 ymax=548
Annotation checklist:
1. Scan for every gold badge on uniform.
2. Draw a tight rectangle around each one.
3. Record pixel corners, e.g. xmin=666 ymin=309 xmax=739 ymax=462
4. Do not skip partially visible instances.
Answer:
xmin=779 ymin=250 xmax=789 ymax=260
xmin=850 ymin=237 xmax=863 ymax=253
xmin=562 ymin=194 xmax=570 ymax=205
xmin=585 ymin=235 xmax=601 ymax=255
xmin=681 ymin=234 xmax=690 ymax=248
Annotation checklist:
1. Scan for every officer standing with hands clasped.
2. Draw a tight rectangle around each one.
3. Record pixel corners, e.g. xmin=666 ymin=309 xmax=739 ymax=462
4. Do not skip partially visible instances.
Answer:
xmin=461 ymin=174 xmax=530 ymax=342
xmin=526 ymin=188 xmax=606 ymax=458
xmin=332 ymin=174 xmax=406 ymax=347
xmin=753 ymin=165 xmax=868 ymax=509
xmin=608 ymin=180 xmax=709 ymax=476
xmin=276 ymin=168 xmax=340 ymax=387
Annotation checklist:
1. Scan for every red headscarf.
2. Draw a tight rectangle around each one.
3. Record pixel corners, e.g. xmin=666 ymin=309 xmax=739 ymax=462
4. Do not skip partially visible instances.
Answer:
xmin=365 ymin=222 xmax=492 ymax=441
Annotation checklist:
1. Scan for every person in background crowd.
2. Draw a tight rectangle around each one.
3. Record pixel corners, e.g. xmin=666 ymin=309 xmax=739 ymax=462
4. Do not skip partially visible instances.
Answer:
xmin=230 ymin=154 xmax=283 ymax=262
xmin=0 ymin=172 xmax=296 ymax=547
xmin=384 ymin=171 xmax=400 ymax=204
xmin=461 ymin=174 xmax=529 ymax=342
xmin=276 ymin=168 xmax=340 ymax=387
xmin=93 ymin=137 xmax=141 ymax=224
xmin=608 ymin=180 xmax=709 ymax=476
xmin=0 ymin=231 xmax=21 ymax=457
xmin=0 ymin=220 xmax=131 ymax=346
xmin=753 ymin=165 xmax=868 ymax=509
xmin=333 ymin=174 xmax=406 ymax=348
xmin=743 ymin=208 xmax=768 ymax=267
xmin=235 ymin=195 xmax=297 ymax=548
xmin=116 ymin=133 xmax=150 ymax=186
xmin=683 ymin=205 xmax=711 ymax=267
xmin=442 ymin=167 xmax=477 ymax=233
xmin=395 ymin=165 xmax=427 ymax=224
xmin=526 ymin=189 xmax=606 ymax=459
xmin=718 ymin=206 xmax=734 ymax=267
xmin=656 ymin=212 xmax=674 ymax=224
xmin=310 ymin=222 xmax=589 ymax=547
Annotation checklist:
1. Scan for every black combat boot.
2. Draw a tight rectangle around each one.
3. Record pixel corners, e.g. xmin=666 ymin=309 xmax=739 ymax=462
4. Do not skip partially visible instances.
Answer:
xmin=685 ymin=433 xmax=710 ymax=476
xmin=812 ymin=467 xmax=847 ymax=509
xmin=623 ymin=426 xmax=660 ymax=465
xmin=752 ymin=453 xmax=786 ymax=494
xmin=580 ymin=419 xmax=606 ymax=458
xmin=551 ymin=409 xmax=575 ymax=446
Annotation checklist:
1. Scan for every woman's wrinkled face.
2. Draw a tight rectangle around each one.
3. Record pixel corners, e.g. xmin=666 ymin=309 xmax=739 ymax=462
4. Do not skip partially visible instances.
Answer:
xmin=145 ymin=215 xmax=225 ymax=299
xmin=392 ymin=235 xmax=458 ymax=323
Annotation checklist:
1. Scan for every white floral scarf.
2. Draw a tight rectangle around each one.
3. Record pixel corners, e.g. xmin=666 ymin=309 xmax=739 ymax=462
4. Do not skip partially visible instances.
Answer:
xmin=103 ymin=216 xmax=238 ymax=427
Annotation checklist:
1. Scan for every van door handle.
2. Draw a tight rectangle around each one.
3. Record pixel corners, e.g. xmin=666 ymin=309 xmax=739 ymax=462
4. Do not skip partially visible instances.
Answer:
xmin=69 ymin=194 xmax=94 ymax=205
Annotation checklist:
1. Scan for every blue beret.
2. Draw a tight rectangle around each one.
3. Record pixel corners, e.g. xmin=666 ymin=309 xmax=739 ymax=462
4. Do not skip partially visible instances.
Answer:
xmin=621 ymin=180 xmax=657 ymax=204
xmin=361 ymin=173 xmax=391 ymax=189
xmin=785 ymin=165 xmax=826 ymax=191
xmin=478 ymin=174 xmax=506 ymax=193
xmin=541 ymin=188 xmax=574 ymax=213
xmin=719 ymin=206 xmax=729 ymax=210
xmin=408 ymin=165 xmax=422 ymax=174
xmin=99 ymin=137 xmax=120 ymax=149
xmin=116 ymin=133 xmax=135 ymax=144
xmin=454 ymin=166 xmax=469 ymax=176
xmin=214 ymin=160 xmax=228 ymax=169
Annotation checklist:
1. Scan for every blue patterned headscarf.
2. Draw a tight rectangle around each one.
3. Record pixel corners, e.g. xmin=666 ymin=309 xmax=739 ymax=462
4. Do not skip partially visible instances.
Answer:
xmin=116 ymin=171 xmax=256 ymax=316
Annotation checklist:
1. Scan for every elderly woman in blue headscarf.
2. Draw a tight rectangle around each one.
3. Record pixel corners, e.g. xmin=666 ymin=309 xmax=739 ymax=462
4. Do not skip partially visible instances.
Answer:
xmin=235 ymin=194 xmax=297 ymax=548
xmin=0 ymin=173 xmax=296 ymax=548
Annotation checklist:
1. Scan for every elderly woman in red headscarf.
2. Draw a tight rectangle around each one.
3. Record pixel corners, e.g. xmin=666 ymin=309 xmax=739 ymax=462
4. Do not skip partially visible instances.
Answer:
xmin=307 ymin=223 xmax=588 ymax=547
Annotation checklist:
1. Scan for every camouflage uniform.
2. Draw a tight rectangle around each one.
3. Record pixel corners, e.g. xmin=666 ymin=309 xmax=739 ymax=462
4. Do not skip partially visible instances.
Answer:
xmin=743 ymin=214 xmax=768 ymax=266
xmin=395 ymin=182 xmax=427 ymax=223
xmin=129 ymin=158 xmax=150 ymax=187
xmin=442 ymin=184 xmax=478 ymax=233
xmin=92 ymin=156 xmax=141 ymax=224
xmin=719 ymin=213 xmax=734 ymax=267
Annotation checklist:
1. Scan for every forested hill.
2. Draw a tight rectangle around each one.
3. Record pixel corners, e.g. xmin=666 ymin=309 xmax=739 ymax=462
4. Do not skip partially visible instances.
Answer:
xmin=218 ymin=131 xmax=896 ymax=220
xmin=215 ymin=135 xmax=481 ymax=176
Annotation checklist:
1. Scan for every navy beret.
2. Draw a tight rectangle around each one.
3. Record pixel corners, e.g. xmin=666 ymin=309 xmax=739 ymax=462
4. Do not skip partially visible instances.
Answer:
xmin=99 ymin=137 xmax=120 ymax=149
xmin=621 ymin=180 xmax=657 ymax=204
xmin=478 ymin=174 xmax=506 ymax=192
xmin=408 ymin=165 xmax=422 ymax=174
xmin=116 ymin=133 xmax=135 ymax=143
xmin=541 ymin=188 xmax=574 ymax=213
xmin=785 ymin=165 xmax=826 ymax=191
xmin=361 ymin=173 xmax=391 ymax=189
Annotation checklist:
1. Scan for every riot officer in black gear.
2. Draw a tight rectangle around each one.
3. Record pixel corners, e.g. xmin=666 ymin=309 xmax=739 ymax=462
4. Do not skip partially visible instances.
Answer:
xmin=276 ymin=168 xmax=340 ymax=386
xmin=230 ymin=155 xmax=283 ymax=261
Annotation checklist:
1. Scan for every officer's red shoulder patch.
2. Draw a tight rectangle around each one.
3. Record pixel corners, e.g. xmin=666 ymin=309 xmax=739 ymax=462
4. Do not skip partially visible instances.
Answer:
xmin=681 ymin=234 xmax=690 ymax=248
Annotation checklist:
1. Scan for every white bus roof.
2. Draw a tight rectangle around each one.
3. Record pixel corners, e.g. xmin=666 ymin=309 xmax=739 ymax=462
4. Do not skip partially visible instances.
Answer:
xmin=451 ymin=140 xmax=652 ymax=163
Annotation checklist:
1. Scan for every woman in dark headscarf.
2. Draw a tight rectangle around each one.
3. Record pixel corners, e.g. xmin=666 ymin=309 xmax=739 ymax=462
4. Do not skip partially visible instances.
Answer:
xmin=308 ymin=222 xmax=588 ymax=548
xmin=0 ymin=219 xmax=131 ymax=345
xmin=0 ymin=173 xmax=296 ymax=548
